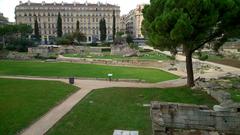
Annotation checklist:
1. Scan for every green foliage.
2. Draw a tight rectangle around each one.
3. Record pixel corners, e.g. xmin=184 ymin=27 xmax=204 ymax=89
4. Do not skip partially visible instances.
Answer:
xmin=76 ymin=20 xmax=80 ymax=32
xmin=129 ymin=43 xmax=139 ymax=50
xmin=99 ymin=18 xmax=107 ymax=42
xmin=199 ymin=54 xmax=209 ymax=61
xmin=56 ymin=32 xmax=86 ymax=45
xmin=57 ymin=12 xmax=63 ymax=37
xmin=73 ymin=31 xmax=87 ymax=43
xmin=112 ymin=10 xmax=116 ymax=41
xmin=116 ymin=32 xmax=124 ymax=37
xmin=6 ymin=38 xmax=35 ymax=52
xmin=0 ymin=24 xmax=32 ymax=36
xmin=142 ymin=0 xmax=240 ymax=86
xmin=143 ymin=0 xmax=240 ymax=52
xmin=34 ymin=18 xmax=40 ymax=41
xmin=0 ymin=24 xmax=33 ymax=52
xmin=126 ymin=34 xmax=133 ymax=44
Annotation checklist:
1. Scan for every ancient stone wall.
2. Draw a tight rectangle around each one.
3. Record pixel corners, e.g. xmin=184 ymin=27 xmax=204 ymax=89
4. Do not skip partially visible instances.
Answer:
xmin=151 ymin=102 xmax=240 ymax=135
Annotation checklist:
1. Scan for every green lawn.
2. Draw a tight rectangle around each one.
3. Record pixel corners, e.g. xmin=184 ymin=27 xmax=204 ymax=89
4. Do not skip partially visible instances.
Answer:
xmin=228 ymin=89 xmax=240 ymax=102
xmin=0 ymin=60 xmax=178 ymax=83
xmin=227 ymin=78 xmax=240 ymax=102
xmin=63 ymin=51 xmax=171 ymax=61
xmin=47 ymin=87 xmax=217 ymax=135
xmin=0 ymin=78 xmax=78 ymax=135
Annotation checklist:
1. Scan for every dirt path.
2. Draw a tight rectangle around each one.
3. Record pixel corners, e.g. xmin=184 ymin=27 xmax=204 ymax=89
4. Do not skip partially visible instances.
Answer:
xmin=0 ymin=76 xmax=186 ymax=135
xmin=141 ymin=46 xmax=240 ymax=78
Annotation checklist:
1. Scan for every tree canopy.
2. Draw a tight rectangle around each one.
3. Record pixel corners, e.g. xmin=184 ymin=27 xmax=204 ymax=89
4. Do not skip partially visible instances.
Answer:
xmin=142 ymin=0 xmax=240 ymax=86
xmin=112 ymin=10 xmax=116 ymax=41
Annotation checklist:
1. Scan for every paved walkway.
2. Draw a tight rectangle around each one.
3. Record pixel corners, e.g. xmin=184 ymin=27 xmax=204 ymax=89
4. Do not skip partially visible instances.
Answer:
xmin=0 ymin=76 xmax=186 ymax=135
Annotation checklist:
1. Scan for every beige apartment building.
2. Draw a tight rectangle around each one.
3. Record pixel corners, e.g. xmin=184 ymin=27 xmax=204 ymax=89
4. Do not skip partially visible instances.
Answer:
xmin=15 ymin=1 xmax=120 ymax=44
xmin=124 ymin=4 xmax=144 ymax=39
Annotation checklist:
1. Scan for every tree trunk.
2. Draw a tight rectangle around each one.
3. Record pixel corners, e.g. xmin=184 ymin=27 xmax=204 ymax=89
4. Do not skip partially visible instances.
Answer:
xmin=185 ymin=50 xmax=195 ymax=87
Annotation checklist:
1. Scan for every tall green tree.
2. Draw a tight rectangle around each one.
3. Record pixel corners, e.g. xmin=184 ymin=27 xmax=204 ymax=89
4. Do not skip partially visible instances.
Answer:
xmin=76 ymin=20 xmax=80 ymax=32
xmin=142 ymin=0 xmax=240 ymax=87
xmin=34 ymin=18 xmax=40 ymax=41
xmin=112 ymin=10 xmax=116 ymax=41
xmin=99 ymin=18 xmax=107 ymax=42
xmin=57 ymin=12 xmax=62 ymax=37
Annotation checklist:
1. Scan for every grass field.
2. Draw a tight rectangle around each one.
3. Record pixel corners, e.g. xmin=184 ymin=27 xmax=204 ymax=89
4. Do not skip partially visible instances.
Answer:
xmin=0 ymin=78 xmax=78 ymax=135
xmin=63 ymin=51 xmax=171 ymax=61
xmin=226 ymin=78 xmax=240 ymax=102
xmin=47 ymin=87 xmax=217 ymax=135
xmin=0 ymin=60 xmax=179 ymax=83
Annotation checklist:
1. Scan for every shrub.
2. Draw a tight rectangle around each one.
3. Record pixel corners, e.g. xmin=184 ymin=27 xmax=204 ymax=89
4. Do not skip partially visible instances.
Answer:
xmin=199 ymin=55 xmax=209 ymax=61
xmin=6 ymin=38 xmax=35 ymax=52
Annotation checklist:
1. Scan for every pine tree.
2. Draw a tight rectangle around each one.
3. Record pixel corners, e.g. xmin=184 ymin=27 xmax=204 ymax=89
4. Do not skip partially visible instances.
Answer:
xmin=142 ymin=0 xmax=240 ymax=87
xmin=57 ymin=12 xmax=62 ymax=37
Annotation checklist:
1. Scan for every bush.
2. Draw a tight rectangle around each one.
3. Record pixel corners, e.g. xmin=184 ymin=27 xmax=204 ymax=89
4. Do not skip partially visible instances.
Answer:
xmin=129 ymin=43 xmax=139 ymax=49
xmin=89 ymin=43 xmax=98 ymax=46
xmin=6 ymin=38 xmax=35 ymax=52
xmin=55 ymin=37 xmax=72 ymax=45
xmin=199 ymin=54 xmax=209 ymax=61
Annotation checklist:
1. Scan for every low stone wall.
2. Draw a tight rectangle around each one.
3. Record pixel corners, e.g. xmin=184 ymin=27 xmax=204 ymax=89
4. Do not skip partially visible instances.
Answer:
xmin=151 ymin=102 xmax=240 ymax=135
xmin=6 ymin=51 xmax=32 ymax=60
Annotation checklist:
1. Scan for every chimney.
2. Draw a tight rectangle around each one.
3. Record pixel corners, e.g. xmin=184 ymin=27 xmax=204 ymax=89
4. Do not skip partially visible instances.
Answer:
xmin=19 ymin=1 xmax=22 ymax=5
xmin=62 ymin=1 xmax=64 ymax=6
xmin=28 ymin=0 xmax=31 ymax=5
xmin=42 ymin=1 xmax=45 ymax=6
xmin=53 ymin=1 xmax=56 ymax=5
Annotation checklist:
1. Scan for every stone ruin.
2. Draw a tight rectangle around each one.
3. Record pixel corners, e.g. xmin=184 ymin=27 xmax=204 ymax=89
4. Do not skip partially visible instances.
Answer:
xmin=151 ymin=73 xmax=240 ymax=135
xmin=111 ymin=44 xmax=139 ymax=57
xmin=151 ymin=102 xmax=240 ymax=135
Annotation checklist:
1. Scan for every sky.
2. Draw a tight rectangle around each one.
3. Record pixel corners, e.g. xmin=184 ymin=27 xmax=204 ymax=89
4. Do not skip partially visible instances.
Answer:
xmin=0 ymin=0 xmax=149 ymax=22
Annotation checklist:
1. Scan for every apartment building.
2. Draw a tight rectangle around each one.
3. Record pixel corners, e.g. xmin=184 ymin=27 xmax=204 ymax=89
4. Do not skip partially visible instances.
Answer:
xmin=15 ymin=1 xmax=120 ymax=44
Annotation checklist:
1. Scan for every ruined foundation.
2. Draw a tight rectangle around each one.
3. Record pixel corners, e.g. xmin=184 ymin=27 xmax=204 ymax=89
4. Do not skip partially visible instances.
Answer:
xmin=151 ymin=102 xmax=240 ymax=135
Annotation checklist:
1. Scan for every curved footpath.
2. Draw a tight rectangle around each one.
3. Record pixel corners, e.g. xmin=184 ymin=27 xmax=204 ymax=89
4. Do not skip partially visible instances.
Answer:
xmin=0 ymin=76 xmax=186 ymax=135
xmin=141 ymin=46 xmax=240 ymax=78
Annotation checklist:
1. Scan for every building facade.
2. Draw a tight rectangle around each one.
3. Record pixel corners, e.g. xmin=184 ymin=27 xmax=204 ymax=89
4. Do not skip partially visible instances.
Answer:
xmin=15 ymin=1 xmax=120 ymax=44
xmin=119 ymin=15 xmax=126 ymax=33
xmin=0 ymin=12 xmax=9 ymax=25
xmin=124 ymin=4 xmax=145 ymax=39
